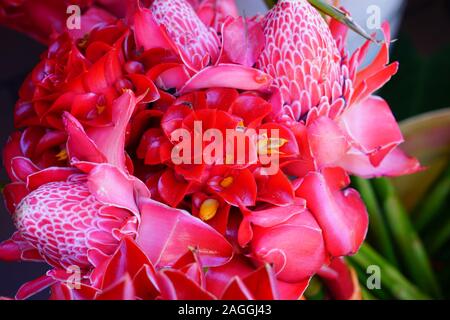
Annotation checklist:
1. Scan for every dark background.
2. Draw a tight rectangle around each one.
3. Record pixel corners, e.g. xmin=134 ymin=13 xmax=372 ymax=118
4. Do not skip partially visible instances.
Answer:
xmin=0 ymin=0 xmax=449 ymax=298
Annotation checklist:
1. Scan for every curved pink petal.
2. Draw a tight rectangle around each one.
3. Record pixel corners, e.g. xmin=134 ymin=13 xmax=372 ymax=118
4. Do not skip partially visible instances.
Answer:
xmin=133 ymin=6 xmax=174 ymax=51
xmin=136 ymin=198 xmax=233 ymax=268
xmin=339 ymin=96 xmax=403 ymax=166
xmin=2 ymin=183 xmax=29 ymax=214
xmin=87 ymin=91 xmax=137 ymax=171
xmin=96 ymin=275 xmax=135 ymax=300
xmin=222 ymin=17 xmax=265 ymax=67
xmin=197 ymin=0 xmax=239 ymax=30
xmin=205 ymin=256 xmax=254 ymax=297
xmin=307 ymin=116 xmax=350 ymax=168
xmin=157 ymin=269 xmax=214 ymax=300
xmin=223 ymin=264 xmax=280 ymax=300
xmin=87 ymin=164 xmax=145 ymax=216
xmin=92 ymin=237 xmax=152 ymax=290
xmin=338 ymin=147 xmax=422 ymax=178
xmin=16 ymin=274 xmax=57 ymax=300
xmin=3 ymin=132 xmax=24 ymax=181
xmin=296 ymin=167 xmax=368 ymax=257
xmin=10 ymin=157 xmax=40 ymax=183
xmin=63 ymin=112 xmax=107 ymax=164
xmin=26 ymin=167 xmax=79 ymax=191
xmin=251 ymin=211 xmax=327 ymax=282
xmin=180 ymin=64 xmax=272 ymax=94
xmin=319 ymin=257 xmax=361 ymax=300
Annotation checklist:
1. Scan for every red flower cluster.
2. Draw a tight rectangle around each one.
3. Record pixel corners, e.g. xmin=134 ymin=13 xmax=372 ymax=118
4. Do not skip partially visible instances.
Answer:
xmin=0 ymin=0 xmax=420 ymax=300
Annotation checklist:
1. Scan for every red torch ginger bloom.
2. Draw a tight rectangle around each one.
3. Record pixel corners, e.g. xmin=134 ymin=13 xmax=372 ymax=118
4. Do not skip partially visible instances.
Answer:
xmin=133 ymin=0 xmax=272 ymax=93
xmin=133 ymin=88 xmax=299 ymax=233
xmin=1 ymin=92 xmax=233 ymax=299
xmin=0 ymin=0 xmax=121 ymax=44
xmin=50 ymin=237 xmax=307 ymax=300
xmin=0 ymin=0 xmax=423 ymax=301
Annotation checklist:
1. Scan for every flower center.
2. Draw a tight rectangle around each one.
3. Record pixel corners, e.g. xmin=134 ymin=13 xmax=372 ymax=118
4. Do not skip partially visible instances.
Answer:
xmin=199 ymin=199 xmax=220 ymax=221
xmin=220 ymin=176 xmax=234 ymax=188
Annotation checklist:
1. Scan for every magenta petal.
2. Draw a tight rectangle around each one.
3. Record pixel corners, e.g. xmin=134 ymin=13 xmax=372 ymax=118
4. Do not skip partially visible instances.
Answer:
xmin=338 ymin=147 xmax=422 ymax=178
xmin=307 ymin=116 xmax=350 ymax=168
xmin=251 ymin=211 xmax=327 ymax=282
xmin=87 ymin=91 xmax=137 ymax=171
xmin=180 ymin=64 xmax=272 ymax=94
xmin=296 ymin=168 xmax=369 ymax=257
xmin=87 ymin=164 xmax=142 ymax=216
xmin=63 ymin=112 xmax=106 ymax=164
xmin=10 ymin=157 xmax=39 ymax=182
xmin=157 ymin=269 xmax=215 ymax=300
xmin=339 ymin=96 xmax=403 ymax=166
xmin=16 ymin=274 xmax=57 ymax=300
xmin=27 ymin=167 xmax=79 ymax=191
xmin=133 ymin=6 xmax=174 ymax=52
xmin=136 ymin=198 xmax=233 ymax=268
xmin=222 ymin=17 xmax=265 ymax=67
xmin=2 ymin=183 xmax=29 ymax=214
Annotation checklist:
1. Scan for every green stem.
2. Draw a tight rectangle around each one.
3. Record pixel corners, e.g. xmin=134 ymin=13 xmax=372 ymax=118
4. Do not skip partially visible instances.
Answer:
xmin=353 ymin=177 xmax=399 ymax=267
xmin=360 ymin=286 xmax=378 ymax=300
xmin=304 ymin=277 xmax=325 ymax=300
xmin=307 ymin=0 xmax=379 ymax=43
xmin=263 ymin=0 xmax=277 ymax=8
xmin=427 ymin=216 xmax=450 ymax=254
xmin=373 ymin=178 xmax=442 ymax=298
xmin=414 ymin=164 xmax=450 ymax=232
xmin=347 ymin=259 xmax=392 ymax=300
xmin=350 ymin=244 xmax=430 ymax=300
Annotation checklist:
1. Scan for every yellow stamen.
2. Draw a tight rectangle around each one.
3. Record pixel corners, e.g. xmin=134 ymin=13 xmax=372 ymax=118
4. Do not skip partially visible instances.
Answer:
xmin=96 ymin=104 xmax=106 ymax=115
xmin=258 ymin=134 xmax=288 ymax=156
xmin=220 ymin=176 xmax=234 ymax=188
xmin=199 ymin=199 xmax=220 ymax=221
xmin=56 ymin=149 xmax=68 ymax=161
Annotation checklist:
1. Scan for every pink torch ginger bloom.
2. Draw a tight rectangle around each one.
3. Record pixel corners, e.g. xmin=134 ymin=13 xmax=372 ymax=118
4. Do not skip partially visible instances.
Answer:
xmin=1 ymin=92 xmax=233 ymax=299
xmin=150 ymin=0 xmax=221 ymax=71
xmin=257 ymin=0 xmax=347 ymax=120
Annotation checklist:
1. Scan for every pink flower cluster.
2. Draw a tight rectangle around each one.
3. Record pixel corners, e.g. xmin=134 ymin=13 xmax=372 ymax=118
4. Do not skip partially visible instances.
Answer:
xmin=0 ymin=0 xmax=420 ymax=300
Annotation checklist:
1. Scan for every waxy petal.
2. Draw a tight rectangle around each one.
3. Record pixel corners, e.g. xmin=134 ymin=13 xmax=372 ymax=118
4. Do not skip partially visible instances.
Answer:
xmin=180 ymin=64 xmax=272 ymax=94
xmin=296 ymin=167 xmax=368 ymax=257
xmin=137 ymin=198 xmax=233 ymax=268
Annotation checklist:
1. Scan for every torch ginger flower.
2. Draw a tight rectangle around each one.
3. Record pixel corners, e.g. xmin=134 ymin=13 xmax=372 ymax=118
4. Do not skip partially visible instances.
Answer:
xmin=0 ymin=0 xmax=423 ymax=300
xmin=0 ymin=92 xmax=233 ymax=299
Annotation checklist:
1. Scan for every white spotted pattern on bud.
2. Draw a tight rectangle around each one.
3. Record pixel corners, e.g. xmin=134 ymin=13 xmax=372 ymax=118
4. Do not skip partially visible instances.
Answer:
xmin=14 ymin=181 xmax=132 ymax=269
xmin=257 ymin=0 xmax=352 ymax=120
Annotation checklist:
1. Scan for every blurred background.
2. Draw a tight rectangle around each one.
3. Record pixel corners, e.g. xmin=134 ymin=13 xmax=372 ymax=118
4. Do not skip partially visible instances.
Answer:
xmin=0 ymin=0 xmax=449 ymax=299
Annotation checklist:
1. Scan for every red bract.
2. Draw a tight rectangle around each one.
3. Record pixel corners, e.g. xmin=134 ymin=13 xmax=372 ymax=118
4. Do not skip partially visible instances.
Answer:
xmin=1 ymin=92 xmax=233 ymax=299
xmin=0 ymin=0 xmax=121 ymax=44
xmin=133 ymin=88 xmax=299 ymax=231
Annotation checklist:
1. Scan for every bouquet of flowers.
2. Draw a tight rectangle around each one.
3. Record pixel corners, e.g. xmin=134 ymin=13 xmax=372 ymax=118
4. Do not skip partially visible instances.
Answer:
xmin=0 ymin=0 xmax=427 ymax=300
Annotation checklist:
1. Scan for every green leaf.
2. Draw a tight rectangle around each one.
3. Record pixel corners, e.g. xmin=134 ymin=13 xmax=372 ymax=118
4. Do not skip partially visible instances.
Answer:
xmin=307 ymin=0 xmax=379 ymax=43
xmin=349 ymin=243 xmax=430 ymax=300
xmin=353 ymin=177 xmax=399 ymax=267
xmin=414 ymin=164 xmax=450 ymax=232
xmin=373 ymin=178 xmax=442 ymax=298
xmin=393 ymin=109 xmax=450 ymax=212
